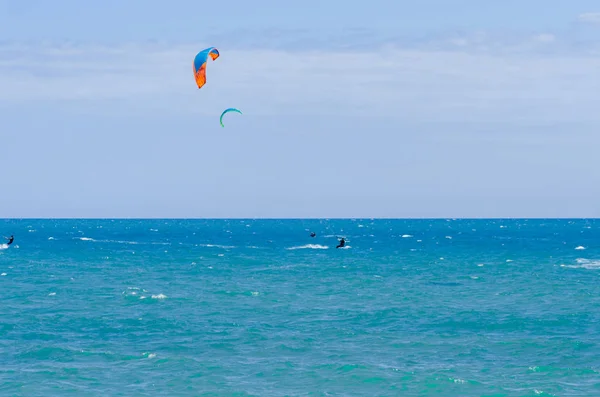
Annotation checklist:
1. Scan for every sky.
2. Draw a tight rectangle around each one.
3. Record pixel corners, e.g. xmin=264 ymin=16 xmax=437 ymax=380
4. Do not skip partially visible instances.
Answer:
xmin=1 ymin=0 xmax=600 ymax=218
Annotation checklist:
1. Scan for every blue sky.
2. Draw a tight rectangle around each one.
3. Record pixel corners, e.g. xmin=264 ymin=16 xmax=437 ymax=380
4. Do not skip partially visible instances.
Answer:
xmin=1 ymin=0 xmax=600 ymax=218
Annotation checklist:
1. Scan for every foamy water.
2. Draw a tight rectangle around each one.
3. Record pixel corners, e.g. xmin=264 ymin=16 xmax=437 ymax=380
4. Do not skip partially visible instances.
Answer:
xmin=561 ymin=258 xmax=600 ymax=270
xmin=286 ymin=244 xmax=329 ymax=250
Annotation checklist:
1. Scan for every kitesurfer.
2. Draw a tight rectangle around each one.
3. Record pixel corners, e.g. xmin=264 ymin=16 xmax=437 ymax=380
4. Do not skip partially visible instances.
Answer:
xmin=310 ymin=232 xmax=316 ymax=238
xmin=5 ymin=235 xmax=13 ymax=246
xmin=336 ymin=238 xmax=345 ymax=249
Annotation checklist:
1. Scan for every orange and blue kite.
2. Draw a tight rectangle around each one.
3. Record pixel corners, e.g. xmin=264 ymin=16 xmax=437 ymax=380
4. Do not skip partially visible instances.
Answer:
xmin=193 ymin=47 xmax=219 ymax=89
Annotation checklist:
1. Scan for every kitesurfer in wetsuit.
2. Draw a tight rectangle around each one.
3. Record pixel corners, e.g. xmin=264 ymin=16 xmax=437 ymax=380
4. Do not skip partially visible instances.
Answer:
xmin=5 ymin=235 xmax=13 ymax=246
xmin=336 ymin=238 xmax=345 ymax=249
xmin=310 ymin=232 xmax=316 ymax=238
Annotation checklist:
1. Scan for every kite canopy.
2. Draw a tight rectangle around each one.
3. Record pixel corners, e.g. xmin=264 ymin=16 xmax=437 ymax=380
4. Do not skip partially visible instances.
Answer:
xmin=193 ymin=47 xmax=220 ymax=89
xmin=220 ymin=108 xmax=242 ymax=127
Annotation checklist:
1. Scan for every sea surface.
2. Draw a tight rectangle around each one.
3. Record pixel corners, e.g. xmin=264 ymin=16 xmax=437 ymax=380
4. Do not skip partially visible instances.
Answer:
xmin=1 ymin=219 xmax=600 ymax=396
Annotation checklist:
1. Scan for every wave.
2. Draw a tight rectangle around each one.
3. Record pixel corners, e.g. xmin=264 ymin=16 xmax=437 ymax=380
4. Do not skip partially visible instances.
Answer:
xmin=561 ymin=258 xmax=600 ymax=270
xmin=198 ymin=244 xmax=236 ymax=249
xmin=123 ymin=287 xmax=167 ymax=300
xmin=286 ymin=244 xmax=329 ymax=250
xmin=0 ymin=244 xmax=9 ymax=250
xmin=77 ymin=237 xmax=169 ymax=245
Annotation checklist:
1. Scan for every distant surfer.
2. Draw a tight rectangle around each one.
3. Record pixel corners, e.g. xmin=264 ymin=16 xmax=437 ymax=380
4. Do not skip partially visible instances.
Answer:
xmin=310 ymin=232 xmax=316 ymax=238
xmin=5 ymin=235 xmax=13 ymax=246
xmin=336 ymin=238 xmax=345 ymax=249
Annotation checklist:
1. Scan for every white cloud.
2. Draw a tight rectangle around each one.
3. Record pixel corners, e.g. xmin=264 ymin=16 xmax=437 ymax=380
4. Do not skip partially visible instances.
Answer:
xmin=533 ymin=33 xmax=555 ymax=43
xmin=1 ymin=40 xmax=600 ymax=123
xmin=578 ymin=12 xmax=600 ymax=24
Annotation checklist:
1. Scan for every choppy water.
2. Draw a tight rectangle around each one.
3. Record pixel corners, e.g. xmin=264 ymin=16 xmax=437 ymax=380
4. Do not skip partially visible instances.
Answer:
xmin=1 ymin=219 xmax=600 ymax=396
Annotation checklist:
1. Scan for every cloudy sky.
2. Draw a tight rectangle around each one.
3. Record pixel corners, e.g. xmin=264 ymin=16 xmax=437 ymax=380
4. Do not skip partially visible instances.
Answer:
xmin=1 ymin=0 xmax=600 ymax=218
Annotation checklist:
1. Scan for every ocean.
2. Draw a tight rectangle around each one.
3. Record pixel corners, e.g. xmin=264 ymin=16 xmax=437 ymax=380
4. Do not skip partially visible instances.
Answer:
xmin=1 ymin=219 xmax=599 ymax=396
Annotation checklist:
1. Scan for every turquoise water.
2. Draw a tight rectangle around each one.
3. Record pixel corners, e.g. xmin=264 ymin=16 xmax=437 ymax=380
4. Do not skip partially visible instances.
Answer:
xmin=1 ymin=219 xmax=600 ymax=396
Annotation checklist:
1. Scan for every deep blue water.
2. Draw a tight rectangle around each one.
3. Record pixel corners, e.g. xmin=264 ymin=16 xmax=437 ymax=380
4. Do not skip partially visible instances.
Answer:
xmin=1 ymin=219 xmax=600 ymax=396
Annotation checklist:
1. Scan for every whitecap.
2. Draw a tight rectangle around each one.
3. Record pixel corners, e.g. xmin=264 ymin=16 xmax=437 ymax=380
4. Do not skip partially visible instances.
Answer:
xmin=402 ymin=235 xmax=413 ymax=238
xmin=151 ymin=294 xmax=167 ymax=299
xmin=575 ymin=246 xmax=586 ymax=250
xmin=286 ymin=244 xmax=329 ymax=250
xmin=561 ymin=258 xmax=600 ymax=270
xmin=200 ymin=244 xmax=235 ymax=249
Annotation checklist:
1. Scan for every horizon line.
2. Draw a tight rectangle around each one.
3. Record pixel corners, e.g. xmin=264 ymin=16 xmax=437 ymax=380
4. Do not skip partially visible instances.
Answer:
xmin=1 ymin=217 xmax=599 ymax=221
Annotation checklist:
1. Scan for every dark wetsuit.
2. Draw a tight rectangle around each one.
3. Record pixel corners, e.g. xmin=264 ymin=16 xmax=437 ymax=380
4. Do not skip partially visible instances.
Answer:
xmin=6 ymin=236 xmax=13 ymax=245
xmin=310 ymin=232 xmax=316 ymax=238
xmin=336 ymin=238 xmax=345 ymax=249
